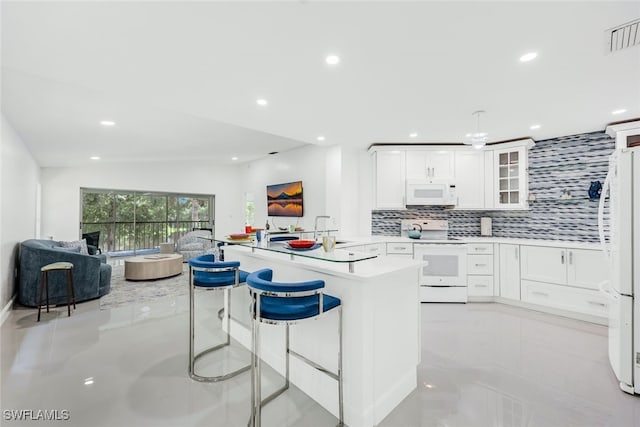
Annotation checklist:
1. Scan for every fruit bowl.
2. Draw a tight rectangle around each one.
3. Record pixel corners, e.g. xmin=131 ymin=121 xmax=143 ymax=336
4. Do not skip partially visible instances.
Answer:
xmin=287 ymin=239 xmax=316 ymax=249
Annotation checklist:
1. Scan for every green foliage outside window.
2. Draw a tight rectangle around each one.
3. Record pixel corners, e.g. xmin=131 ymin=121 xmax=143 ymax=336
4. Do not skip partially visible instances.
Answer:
xmin=82 ymin=189 xmax=214 ymax=253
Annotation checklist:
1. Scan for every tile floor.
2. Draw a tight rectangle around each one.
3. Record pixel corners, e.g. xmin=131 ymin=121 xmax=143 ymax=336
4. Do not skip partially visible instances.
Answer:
xmin=1 ymin=289 xmax=639 ymax=427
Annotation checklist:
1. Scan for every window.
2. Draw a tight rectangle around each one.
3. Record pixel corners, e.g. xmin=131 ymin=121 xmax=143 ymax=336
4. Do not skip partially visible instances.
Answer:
xmin=81 ymin=188 xmax=214 ymax=255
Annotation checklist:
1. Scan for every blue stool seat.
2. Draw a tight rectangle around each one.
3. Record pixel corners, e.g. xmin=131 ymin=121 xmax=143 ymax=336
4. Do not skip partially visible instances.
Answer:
xmin=260 ymin=294 xmax=341 ymax=321
xmin=188 ymin=254 xmax=251 ymax=382
xmin=247 ymin=268 xmax=343 ymax=427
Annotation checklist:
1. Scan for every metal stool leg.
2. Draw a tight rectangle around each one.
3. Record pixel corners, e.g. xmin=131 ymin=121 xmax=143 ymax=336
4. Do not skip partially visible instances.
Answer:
xmin=338 ymin=307 xmax=344 ymax=427
xmin=69 ymin=268 xmax=76 ymax=309
xmin=45 ymin=271 xmax=50 ymax=314
xmin=65 ymin=270 xmax=72 ymax=317
xmin=189 ymin=271 xmax=250 ymax=382
xmin=250 ymin=295 xmax=262 ymax=427
xmin=37 ymin=271 xmax=46 ymax=322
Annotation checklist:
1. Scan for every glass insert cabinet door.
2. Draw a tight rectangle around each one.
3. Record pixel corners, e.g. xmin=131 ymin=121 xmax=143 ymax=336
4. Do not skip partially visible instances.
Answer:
xmin=495 ymin=147 xmax=527 ymax=208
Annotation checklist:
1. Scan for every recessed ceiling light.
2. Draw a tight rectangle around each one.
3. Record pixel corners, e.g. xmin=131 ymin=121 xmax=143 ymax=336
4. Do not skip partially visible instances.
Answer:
xmin=409 ymin=133 xmax=418 ymax=138
xmin=530 ymin=124 xmax=541 ymax=130
xmin=256 ymin=99 xmax=268 ymax=106
xmin=519 ymin=52 xmax=538 ymax=62
xmin=84 ymin=377 xmax=94 ymax=386
xmin=90 ymin=156 xmax=101 ymax=160
xmin=100 ymin=120 xmax=115 ymax=126
xmin=317 ymin=136 xmax=325 ymax=142
xmin=612 ymin=108 xmax=627 ymax=115
xmin=231 ymin=156 xmax=238 ymax=161
xmin=325 ymin=55 xmax=340 ymax=65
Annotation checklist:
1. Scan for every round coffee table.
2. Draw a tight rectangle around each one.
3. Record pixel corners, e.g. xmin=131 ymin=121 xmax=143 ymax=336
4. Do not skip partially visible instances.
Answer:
xmin=124 ymin=254 xmax=183 ymax=281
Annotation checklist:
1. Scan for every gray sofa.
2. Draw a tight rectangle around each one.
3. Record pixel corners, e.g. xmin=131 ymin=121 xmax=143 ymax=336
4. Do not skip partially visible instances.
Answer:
xmin=18 ymin=239 xmax=112 ymax=307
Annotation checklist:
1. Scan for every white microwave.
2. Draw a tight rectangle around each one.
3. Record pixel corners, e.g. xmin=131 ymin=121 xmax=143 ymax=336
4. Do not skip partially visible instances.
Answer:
xmin=406 ymin=180 xmax=456 ymax=206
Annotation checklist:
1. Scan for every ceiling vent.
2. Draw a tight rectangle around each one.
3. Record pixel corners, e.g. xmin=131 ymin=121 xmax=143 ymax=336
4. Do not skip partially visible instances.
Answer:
xmin=605 ymin=18 xmax=640 ymax=54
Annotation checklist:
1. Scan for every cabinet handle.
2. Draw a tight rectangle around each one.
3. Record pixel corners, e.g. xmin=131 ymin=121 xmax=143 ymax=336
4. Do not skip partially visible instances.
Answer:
xmin=476 ymin=247 xmax=487 ymax=251
xmin=474 ymin=284 xmax=487 ymax=288
xmin=394 ymin=246 xmax=406 ymax=250
xmin=532 ymin=291 xmax=549 ymax=297
xmin=515 ymin=247 xmax=518 ymax=260
xmin=561 ymin=252 xmax=565 ymax=264
xmin=475 ymin=263 xmax=487 ymax=267
xmin=588 ymin=301 xmax=606 ymax=307
xmin=569 ymin=251 xmax=573 ymax=265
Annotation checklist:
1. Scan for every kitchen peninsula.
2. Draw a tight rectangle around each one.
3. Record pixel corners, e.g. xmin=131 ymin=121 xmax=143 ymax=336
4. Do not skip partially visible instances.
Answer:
xmin=221 ymin=242 xmax=423 ymax=427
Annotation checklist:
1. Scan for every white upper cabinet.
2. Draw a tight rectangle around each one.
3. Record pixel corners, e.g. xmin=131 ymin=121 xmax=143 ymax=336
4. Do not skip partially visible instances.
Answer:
xmin=373 ymin=150 xmax=406 ymax=209
xmin=405 ymin=150 xmax=454 ymax=181
xmin=454 ymin=150 xmax=485 ymax=209
xmin=370 ymin=139 xmax=533 ymax=210
xmin=494 ymin=145 xmax=529 ymax=209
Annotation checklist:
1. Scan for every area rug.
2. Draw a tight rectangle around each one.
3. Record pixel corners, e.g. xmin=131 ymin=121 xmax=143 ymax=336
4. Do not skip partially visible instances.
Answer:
xmin=99 ymin=264 xmax=189 ymax=310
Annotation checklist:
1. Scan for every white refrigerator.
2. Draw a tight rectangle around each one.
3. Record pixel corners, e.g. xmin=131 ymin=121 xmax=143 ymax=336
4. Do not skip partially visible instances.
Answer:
xmin=599 ymin=147 xmax=640 ymax=395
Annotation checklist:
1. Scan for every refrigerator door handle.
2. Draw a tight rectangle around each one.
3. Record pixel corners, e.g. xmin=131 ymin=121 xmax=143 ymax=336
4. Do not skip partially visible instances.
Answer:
xmin=598 ymin=168 xmax=612 ymax=262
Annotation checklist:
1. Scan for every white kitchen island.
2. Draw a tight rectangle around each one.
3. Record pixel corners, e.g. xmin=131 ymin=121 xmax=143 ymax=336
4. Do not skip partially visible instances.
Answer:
xmin=221 ymin=243 xmax=423 ymax=427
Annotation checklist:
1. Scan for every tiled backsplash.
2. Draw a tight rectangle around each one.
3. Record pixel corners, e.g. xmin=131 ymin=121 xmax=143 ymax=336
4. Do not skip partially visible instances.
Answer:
xmin=371 ymin=131 xmax=615 ymax=242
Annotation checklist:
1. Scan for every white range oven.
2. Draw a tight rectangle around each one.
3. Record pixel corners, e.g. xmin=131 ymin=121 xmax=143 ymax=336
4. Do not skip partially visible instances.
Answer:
xmin=414 ymin=243 xmax=467 ymax=303
xmin=401 ymin=219 xmax=467 ymax=303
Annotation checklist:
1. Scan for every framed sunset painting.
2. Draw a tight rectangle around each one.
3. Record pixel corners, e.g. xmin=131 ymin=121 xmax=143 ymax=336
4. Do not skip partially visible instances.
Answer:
xmin=266 ymin=181 xmax=303 ymax=217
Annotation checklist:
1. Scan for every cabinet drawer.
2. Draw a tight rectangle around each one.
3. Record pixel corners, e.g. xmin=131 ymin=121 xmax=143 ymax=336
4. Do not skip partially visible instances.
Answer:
xmin=521 ymin=280 xmax=608 ymax=318
xmin=363 ymin=243 xmax=386 ymax=255
xmin=386 ymin=242 xmax=413 ymax=255
xmin=467 ymin=254 xmax=494 ymax=275
xmin=467 ymin=243 xmax=493 ymax=255
xmin=467 ymin=275 xmax=493 ymax=296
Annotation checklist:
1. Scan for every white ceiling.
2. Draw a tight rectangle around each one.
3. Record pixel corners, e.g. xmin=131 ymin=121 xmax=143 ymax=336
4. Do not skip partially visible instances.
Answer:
xmin=2 ymin=1 xmax=639 ymax=167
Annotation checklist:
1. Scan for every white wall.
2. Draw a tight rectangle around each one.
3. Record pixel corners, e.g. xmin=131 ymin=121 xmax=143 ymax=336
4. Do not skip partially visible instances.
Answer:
xmin=39 ymin=143 xmax=371 ymax=257
xmin=1 ymin=114 xmax=40 ymax=310
xmin=240 ymin=144 xmax=328 ymax=231
xmin=239 ymin=143 xmax=367 ymax=236
xmin=40 ymin=161 xmax=243 ymax=241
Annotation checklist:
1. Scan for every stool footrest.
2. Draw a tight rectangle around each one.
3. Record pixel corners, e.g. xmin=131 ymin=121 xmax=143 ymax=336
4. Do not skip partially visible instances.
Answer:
xmin=289 ymin=349 xmax=340 ymax=382
xmin=260 ymin=384 xmax=289 ymax=409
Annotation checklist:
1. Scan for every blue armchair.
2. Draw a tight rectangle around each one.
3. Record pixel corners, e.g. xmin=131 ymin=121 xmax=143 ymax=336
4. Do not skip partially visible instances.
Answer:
xmin=18 ymin=239 xmax=112 ymax=307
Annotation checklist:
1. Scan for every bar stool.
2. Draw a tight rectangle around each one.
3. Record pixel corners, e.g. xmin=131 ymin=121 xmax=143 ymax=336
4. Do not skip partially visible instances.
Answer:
xmin=246 ymin=268 xmax=343 ymax=427
xmin=37 ymin=262 xmax=75 ymax=322
xmin=188 ymin=254 xmax=251 ymax=382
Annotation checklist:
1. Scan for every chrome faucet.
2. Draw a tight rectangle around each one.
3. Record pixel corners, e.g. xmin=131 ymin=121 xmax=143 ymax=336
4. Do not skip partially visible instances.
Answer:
xmin=314 ymin=215 xmax=331 ymax=241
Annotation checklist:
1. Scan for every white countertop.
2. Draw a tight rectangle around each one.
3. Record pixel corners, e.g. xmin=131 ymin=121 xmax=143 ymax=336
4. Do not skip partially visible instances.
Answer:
xmin=223 ymin=244 xmax=425 ymax=279
xmin=335 ymin=235 xmax=604 ymax=250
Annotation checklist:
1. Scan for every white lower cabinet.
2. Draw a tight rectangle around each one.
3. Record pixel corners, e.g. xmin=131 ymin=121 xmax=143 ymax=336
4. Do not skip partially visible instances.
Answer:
xmin=566 ymin=248 xmax=610 ymax=289
xmin=517 ymin=244 xmax=609 ymax=319
xmin=467 ymin=243 xmax=494 ymax=297
xmin=386 ymin=242 xmax=413 ymax=257
xmin=345 ymin=243 xmax=386 ymax=257
xmin=498 ymin=244 xmax=521 ymax=300
xmin=521 ymin=280 xmax=608 ymax=318
xmin=467 ymin=275 xmax=493 ymax=297
xmin=520 ymin=245 xmax=567 ymax=284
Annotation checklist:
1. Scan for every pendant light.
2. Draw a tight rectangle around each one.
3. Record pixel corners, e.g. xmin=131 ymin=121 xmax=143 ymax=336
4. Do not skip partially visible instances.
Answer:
xmin=464 ymin=110 xmax=489 ymax=149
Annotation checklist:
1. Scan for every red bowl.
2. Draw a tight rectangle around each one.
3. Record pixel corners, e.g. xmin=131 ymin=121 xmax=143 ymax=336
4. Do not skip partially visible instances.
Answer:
xmin=287 ymin=239 xmax=316 ymax=248
xmin=229 ymin=233 xmax=250 ymax=240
